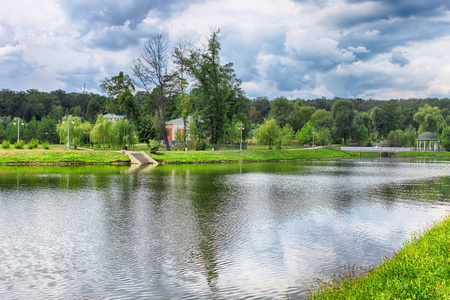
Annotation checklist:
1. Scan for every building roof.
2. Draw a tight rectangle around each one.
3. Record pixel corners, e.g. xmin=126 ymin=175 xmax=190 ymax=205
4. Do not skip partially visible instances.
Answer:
xmin=416 ymin=132 xmax=438 ymax=140
xmin=103 ymin=114 xmax=125 ymax=119
xmin=165 ymin=116 xmax=192 ymax=125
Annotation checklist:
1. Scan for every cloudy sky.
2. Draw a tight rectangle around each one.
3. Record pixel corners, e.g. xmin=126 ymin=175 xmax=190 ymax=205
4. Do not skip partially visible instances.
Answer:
xmin=1 ymin=0 xmax=450 ymax=100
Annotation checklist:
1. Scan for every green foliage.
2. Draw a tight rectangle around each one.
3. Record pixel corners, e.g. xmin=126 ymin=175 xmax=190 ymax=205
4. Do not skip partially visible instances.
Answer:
xmin=316 ymin=127 xmax=332 ymax=146
xmin=1 ymin=140 xmax=10 ymax=149
xmin=440 ymin=126 xmax=450 ymax=150
xmin=311 ymin=109 xmax=333 ymax=130
xmin=269 ymin=97 xmax=291 ymax=128
xmin=100 ymin=71 xmax=139 ymax=122
xmin=27 ymin=138 xmax=39 ymax=149
xmin=112 ymin=120 xmax=136 ymax=149
xmin=42 ymin=141 xmax=50 ymax=149
xmin=90 ymin=115 xmax=112 ymax=149
xmin=38 ymin=116 xmax=58 ymax=144
xmin=280 ymin=124 xmax=295 ymax=147
xmin=352 ymin=124 xmax=369 ymax=145
xmin=56 ymin=115 xmax=86 ymax=149
xmin=288 ymin=103 xmax=316 ymax=132
xmin=137 ymin=114 xmax=156 ymax=148
xmin=249 ymin=97 xmax=270 ymax=124
xmin=195 ymin=140 xmax=209 ymax=150
xmin=414 ymin=104 xmax=445 ymax=134
xmin=14 ymin=139 xmax=24 ymax=149
xmin=187 ymin=29 xmax=246 ymax=149
xmin=332 ymin=99 xmax=355 ymax=144
xmin=148 ymin=140 xmax=159 ymax=153
xmin=372 ymin=100 xmax=403 ymax=137
xmin=255 ymin=119 xmax=282 ymax=149
xmin=295 ymin=121 xmax=313 ymax=145
xmin=387 ymin=130 xmax=408 ymax=147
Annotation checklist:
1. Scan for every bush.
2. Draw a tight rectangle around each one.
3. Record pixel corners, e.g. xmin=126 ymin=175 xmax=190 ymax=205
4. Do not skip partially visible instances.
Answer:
xmin=195 ymin=140 xmax=208 ymax=150
xmin=1 ymin=140 xmax=10 ymax=149
xmin=27 ymin=139 xmax=39 ymax=149
xmin=14 ymin=140 xmax=24 ymax=149
xmin=42 ymin=141 xmax=50 ymax=149
xmin=149 ymin=140 xmax=159 ymax=154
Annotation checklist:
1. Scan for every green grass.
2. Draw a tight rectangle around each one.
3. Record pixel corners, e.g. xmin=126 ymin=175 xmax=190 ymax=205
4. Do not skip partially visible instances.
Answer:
xmin=394 ymin=151 xmax=450 ymax=158
xmin=310 ymin=216 xmax=450 ymax=299
xmin=0 ymin=149 xmax=130 ymax=164
xmin=152 ymin=147 xmax=348 ymax=164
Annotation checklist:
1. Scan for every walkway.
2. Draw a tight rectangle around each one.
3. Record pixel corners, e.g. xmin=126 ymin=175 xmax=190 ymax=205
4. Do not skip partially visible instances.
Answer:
xmin=122 ymin=151 xmax=159 ymax=165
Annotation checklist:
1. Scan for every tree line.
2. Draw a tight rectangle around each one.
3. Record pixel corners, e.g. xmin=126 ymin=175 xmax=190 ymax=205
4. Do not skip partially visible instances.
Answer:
xmin=0 ymin=30 xmax=450 ymax=150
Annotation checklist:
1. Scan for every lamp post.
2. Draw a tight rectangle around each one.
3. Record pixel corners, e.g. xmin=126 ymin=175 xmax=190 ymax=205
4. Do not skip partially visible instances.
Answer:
xmin=239 ymin=123 xmax=245 ymax=151
xmin=13 ymin=117 xmax=24 ymax=142
xmin=312 ymin=128 xmax=316 ymax=149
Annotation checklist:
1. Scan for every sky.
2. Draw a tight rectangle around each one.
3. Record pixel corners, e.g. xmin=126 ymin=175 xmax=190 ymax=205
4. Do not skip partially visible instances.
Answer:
xmin=1 ymin=0 xmax=450 ymax=100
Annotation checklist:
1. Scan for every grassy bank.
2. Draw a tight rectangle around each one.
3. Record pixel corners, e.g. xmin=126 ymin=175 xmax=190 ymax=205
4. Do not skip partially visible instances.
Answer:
xmin=0 ymin=149 xmax=130 ymax=164
xmin=152 ymin=147 xmax=348 ymax=164
xmin=393 ymin=151 xmax=450 ymax=158
xmin=310 ymin=216 xmax=450 ymax=299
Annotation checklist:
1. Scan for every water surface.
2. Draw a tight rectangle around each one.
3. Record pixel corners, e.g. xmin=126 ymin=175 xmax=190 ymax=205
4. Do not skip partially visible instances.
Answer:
xmin=0 ymin=158 xmax=449 ymax=299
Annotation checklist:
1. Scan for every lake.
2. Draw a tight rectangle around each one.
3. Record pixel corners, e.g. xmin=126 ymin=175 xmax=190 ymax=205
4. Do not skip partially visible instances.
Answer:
xmin=0 ymin=158 xmax=449 ymax=299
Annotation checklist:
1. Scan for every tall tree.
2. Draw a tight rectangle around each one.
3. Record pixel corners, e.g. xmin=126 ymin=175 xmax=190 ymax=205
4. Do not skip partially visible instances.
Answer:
xmin=132 ymin=34 xmax=173 ymax=150
xmin=173 ymin=40 xmax=192 ymax=147
xmin=269 ymin=97 xmax=291 ymax=128
xmin=100 ymin=72 xmax=139 ymax=123
xmin=186 ymin=29 xmax=245 ymax=149
xmin=372 ymin=100 xmax=402 ymax=138
xmin=255 ymin=119 xmax=281 ymax=150
xmin=331 ymin=99 xmax=355 ymax=144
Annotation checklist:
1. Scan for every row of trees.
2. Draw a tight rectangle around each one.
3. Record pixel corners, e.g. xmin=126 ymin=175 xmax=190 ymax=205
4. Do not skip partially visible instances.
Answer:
xmin=254 ymin=99 xmax=450 ymax=150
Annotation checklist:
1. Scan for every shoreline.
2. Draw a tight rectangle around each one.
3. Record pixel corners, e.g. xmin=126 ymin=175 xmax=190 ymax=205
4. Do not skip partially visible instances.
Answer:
xmin=0 ymin=148 xmax=449 ymax=166
xmin=311 ymin=215 xmax=450 ymax=299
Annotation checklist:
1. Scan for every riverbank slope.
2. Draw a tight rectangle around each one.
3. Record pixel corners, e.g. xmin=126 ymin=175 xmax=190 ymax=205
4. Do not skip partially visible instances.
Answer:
xmin=1 ymin=148 xmax=449 ymax=165
xmin=152 ymin=147 xmax=348 ymax=164
xmin=0 ymin=149 xmax=130 ymax=165
xmin=310 ymin=216 xmax=450 ymax=299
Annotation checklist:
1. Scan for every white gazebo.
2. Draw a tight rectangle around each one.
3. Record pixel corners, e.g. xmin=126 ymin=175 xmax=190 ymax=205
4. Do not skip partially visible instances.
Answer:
xmin=416 ymin=132 xmax=439 ymax=151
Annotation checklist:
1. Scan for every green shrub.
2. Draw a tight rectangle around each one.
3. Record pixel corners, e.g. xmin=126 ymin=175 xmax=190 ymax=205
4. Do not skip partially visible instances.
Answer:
xmin=1 ymin=140 xmax=10 ymax=149
xmin=27 ymin=139 xmax=39 ymax=149
xmin=14 ymin=140 xmax=24 ymax=149
xmin=149 ymin=140 xmax=159 ymax=154
xmin=42 ymin=141 xmax=50 ymax=149
xmin=195 ymin=140 xmax=208 ymax=150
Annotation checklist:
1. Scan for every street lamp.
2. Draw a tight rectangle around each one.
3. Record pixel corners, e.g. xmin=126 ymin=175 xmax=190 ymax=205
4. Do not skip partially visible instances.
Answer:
xmin=66 ymin=115 xmax=74 ymax=151
xmin=239 ymin=123 xmax=245 ymax=151
xmin=67 ymin=115 xmax=70 ymax=150
xmin=13 ymin=117 xmax=24 ymax=142
xmin=312 ymin=128 xmax=316 ymax=149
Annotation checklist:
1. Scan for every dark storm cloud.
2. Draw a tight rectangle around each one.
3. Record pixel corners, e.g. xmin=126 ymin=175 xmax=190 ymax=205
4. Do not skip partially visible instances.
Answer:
xmin=57 ymin=0 xmax=201 ymax=51
xmin=58 ymin=0 xmax=194 ymax=29
xmin=338 ymin=17 xmax=450 ymax=60
xmin=342 ymin=0 xmax=450 ymax=22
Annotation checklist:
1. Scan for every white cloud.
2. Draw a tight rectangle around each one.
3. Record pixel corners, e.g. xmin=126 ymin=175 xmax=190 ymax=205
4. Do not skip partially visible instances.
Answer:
xmin=0 ymin=0 xmax=449 ymax=99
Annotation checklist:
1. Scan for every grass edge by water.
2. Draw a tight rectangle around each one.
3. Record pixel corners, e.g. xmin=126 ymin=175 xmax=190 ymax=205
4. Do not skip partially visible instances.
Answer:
xmin=309 ymin=215 xmax=450 ymax=299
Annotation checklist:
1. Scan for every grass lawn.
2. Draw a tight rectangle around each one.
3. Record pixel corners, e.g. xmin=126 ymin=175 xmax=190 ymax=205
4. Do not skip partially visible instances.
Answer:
xmin=310 ymin=216 xmax=450 ymax=299
xmin=0 ymin=148 xmax=130 ymax=164
xmin=152 ymin=147 xmax=348 ymax=164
